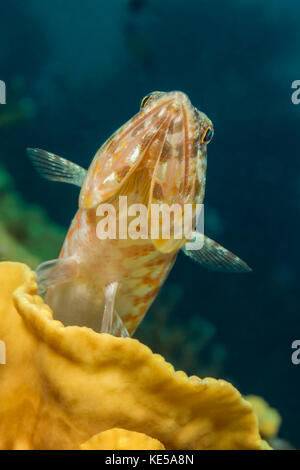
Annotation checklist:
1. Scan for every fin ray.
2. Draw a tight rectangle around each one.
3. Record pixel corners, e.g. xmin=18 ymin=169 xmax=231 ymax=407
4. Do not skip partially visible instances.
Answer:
xmin=101 ymin=281 xmax=129 ymax=337
xmin=182 ymin=233 xmax=252 ymax=273
xmin=27 ymin=148 xmax=87 ymax=187
xmin=36 ymin=258 xmax=79 ymax=296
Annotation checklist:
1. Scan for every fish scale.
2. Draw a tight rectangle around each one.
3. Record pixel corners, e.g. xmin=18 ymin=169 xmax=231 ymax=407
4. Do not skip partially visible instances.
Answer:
xmin=57 ymin=206 xmax=176 ymax=334
xmin=28 ymin=91 xmax=251 ymax=337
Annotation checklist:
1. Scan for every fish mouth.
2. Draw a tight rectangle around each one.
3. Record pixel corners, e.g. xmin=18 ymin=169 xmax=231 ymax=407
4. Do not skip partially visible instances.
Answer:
xmin=142 ymin=91 xmax=200 ymax=140
xmin=127 ymin=91 xmax=205 ymax=253
xmin=144 ymin=90 xmax=213 ymax=136
xmin=140 ymin=91 xmax=202 ymax=201
xmin=142 ymin=90 xmax=194 ymax=111
xmin=79 ymin=90 xmax=210 ymax=214
xmin=141 ymin=91 xmax=212 ymax=204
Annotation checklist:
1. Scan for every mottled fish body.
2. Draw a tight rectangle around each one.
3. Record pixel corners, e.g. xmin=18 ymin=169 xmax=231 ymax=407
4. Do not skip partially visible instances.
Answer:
xmin=28 ymin=91 xmax=251 ymax=336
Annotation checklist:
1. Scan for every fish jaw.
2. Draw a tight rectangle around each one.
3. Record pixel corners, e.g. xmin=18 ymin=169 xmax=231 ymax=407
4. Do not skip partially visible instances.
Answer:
xmin=79 ymin=91 xmax=212 ymax=213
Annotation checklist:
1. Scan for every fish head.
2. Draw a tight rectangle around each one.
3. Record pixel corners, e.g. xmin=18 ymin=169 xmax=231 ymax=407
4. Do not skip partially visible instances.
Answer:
xmin=79 ymin=91 xmax=213 ymax=252
xmin=139 ymin=91 xmax=214 ymax=253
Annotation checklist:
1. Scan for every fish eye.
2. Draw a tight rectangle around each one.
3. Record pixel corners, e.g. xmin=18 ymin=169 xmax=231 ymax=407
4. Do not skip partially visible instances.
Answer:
xmin=201 ymin=126 xmax=213 ymax=144
xmin=140 ymin=94 xmax=151 ymax=109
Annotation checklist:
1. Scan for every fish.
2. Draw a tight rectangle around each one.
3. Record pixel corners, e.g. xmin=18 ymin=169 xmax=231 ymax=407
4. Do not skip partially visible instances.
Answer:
xmin=27 ymin=91 xmax=251 ymax=337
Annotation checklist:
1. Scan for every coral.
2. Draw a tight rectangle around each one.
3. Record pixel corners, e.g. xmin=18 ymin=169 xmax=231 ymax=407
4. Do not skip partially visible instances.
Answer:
xmin=245 ymin=395 xmax=281 ymax=440
xmin=80 ymin=428 xmax=165 ymax=450
xmin=245 ymin=395 xmax=295 ymax=449
xmin=0 ymin=261 xmax=268 ymax=450
xmin=137 ymin=284 xmax=226 ymax=378
xmin=0 ymin=164 xmax=64 ymax=268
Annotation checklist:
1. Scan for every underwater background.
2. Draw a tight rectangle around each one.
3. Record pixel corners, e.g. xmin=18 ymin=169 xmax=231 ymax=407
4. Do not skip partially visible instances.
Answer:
xmin=1 ymin=0 xmax=300 ymax=448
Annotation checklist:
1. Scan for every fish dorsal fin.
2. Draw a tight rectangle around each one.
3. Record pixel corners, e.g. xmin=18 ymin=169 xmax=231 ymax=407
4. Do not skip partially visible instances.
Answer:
xmin=182 ymin=232 xmax=252 ymax=273
xmin=27 ymin=148 xmax=87 ymax=187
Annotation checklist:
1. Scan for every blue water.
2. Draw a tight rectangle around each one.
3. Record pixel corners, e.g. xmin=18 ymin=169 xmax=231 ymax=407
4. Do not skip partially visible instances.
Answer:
xmin=1 ymin=0 xmax=300 ymax=447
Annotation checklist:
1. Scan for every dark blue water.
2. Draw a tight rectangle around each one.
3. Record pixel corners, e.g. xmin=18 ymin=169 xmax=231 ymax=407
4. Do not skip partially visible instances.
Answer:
xmin=1 ymin=0 xmax=300 ymax=447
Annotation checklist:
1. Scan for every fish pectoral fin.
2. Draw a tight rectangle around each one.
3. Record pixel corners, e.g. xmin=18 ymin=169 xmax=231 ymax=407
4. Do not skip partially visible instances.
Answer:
xmin=182 ymin=232 xmax=252 ymax=273
xmin=101 ymin=281 xmax=129 ymax=337
xmin=36 ymin=257 xmax=79 ymax=296
xmin=27 ymin=148 xmax=87 ymax=187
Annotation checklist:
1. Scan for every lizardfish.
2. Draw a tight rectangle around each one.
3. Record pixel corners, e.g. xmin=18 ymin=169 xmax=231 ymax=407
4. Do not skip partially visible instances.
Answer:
xmin=28 ymin=91 xmax=251 ymax=336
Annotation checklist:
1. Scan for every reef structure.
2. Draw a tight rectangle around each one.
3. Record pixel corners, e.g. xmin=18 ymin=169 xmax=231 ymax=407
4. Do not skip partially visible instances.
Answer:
xmin=0 ymin=262 xmax=270 ymax=450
